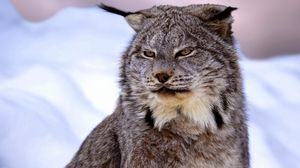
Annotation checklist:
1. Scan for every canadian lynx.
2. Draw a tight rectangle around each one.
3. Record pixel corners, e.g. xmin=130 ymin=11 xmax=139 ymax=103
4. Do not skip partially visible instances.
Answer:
xmin=67 ymin=4 xmax=249 ymax=168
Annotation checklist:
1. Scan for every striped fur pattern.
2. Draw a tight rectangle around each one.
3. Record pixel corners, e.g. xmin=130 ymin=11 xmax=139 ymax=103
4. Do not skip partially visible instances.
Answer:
xmin=67 ymin=4 xmax=249 ymax=168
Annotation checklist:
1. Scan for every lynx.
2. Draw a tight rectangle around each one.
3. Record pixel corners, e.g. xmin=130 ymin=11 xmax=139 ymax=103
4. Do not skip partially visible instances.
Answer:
xmin=67 ymin=4 xmax=249 ymax=168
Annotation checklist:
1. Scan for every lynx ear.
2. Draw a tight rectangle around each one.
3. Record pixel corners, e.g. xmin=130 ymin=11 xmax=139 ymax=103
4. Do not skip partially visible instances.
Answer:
xmin=99 ymin=4 xmax=146 ymax=32
xmin=125 ymin=14 xmax=146 ymax=31
xmin=185 ymin=5 xmax=237 ymax=44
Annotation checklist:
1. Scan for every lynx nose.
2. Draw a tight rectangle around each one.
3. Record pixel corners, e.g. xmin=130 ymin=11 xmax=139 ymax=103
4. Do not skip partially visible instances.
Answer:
xmin=155 ymin=72 xmax=172 ymax=83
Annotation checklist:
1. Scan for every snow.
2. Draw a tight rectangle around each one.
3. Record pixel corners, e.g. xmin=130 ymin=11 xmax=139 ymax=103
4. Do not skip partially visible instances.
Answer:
xmin=0 ymin=0 xmax=299 ymax=167
xmin=242 ymin=56 xmax=300 ymax=168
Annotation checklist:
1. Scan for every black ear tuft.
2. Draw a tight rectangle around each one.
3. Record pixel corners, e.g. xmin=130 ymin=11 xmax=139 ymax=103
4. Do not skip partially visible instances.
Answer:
xmin=209 ymin=7 xmax=237 ymax=21
xmin=98 ymin=3 xmax=146 ymax=32
xmin=98 ymin=3 xmax=132 ymax=17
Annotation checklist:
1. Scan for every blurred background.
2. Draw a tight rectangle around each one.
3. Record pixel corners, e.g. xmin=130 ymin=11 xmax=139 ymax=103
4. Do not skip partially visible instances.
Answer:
xmin=0 ymin=0 xmax=300 ymax=167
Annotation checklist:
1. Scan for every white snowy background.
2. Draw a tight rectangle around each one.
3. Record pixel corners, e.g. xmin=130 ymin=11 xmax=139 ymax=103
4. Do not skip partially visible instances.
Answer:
xmin=1 ymin=1 xmax=300 ymax=167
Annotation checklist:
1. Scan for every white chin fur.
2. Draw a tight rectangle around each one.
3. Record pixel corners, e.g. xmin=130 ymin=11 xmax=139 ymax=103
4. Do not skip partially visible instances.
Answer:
xmin=147 ymin=91 xmax=217 ymax=130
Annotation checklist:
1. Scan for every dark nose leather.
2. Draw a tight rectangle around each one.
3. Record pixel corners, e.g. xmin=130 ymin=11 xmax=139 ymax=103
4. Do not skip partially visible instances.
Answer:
xmin=155 ymin=72 xmax=171 ymax=83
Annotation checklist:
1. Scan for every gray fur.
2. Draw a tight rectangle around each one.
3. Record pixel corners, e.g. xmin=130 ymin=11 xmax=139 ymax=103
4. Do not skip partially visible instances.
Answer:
xmin=67 ymin=4 xmax=249 ymax=168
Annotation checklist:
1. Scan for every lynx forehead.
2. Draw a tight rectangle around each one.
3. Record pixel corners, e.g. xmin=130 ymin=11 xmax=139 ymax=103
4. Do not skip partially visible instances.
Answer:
xmin=67 ymin=4 xmax=249 ymax=168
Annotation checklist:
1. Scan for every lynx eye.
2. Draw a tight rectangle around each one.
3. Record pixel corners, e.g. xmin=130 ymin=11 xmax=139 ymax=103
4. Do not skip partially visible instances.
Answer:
xmin=142 ymin=50 xmax=156 ymax=59
xmin=175 ymin=48 xmax=194 ymax=58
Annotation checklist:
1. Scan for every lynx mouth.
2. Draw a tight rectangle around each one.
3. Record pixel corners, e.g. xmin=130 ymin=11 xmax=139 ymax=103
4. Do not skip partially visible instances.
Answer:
xmin=152 ymin=87 xmax=190 ymax=95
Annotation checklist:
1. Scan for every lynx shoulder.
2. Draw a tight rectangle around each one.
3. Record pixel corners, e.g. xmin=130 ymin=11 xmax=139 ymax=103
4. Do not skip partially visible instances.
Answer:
xmin=67 ymin=4 xmax=249 ymax=168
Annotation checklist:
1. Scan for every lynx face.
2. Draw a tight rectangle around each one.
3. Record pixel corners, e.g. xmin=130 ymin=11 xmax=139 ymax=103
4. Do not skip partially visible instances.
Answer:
xmin=129 ymin=19 xmax=227 ymax=97
xmin=120 ymin=5 xmax=238 ymax=129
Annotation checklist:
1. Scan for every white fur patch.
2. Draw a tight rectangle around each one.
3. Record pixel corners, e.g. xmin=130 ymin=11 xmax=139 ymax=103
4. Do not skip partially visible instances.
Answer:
xmin=147 ymin=90 xmax=217 ymax=130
